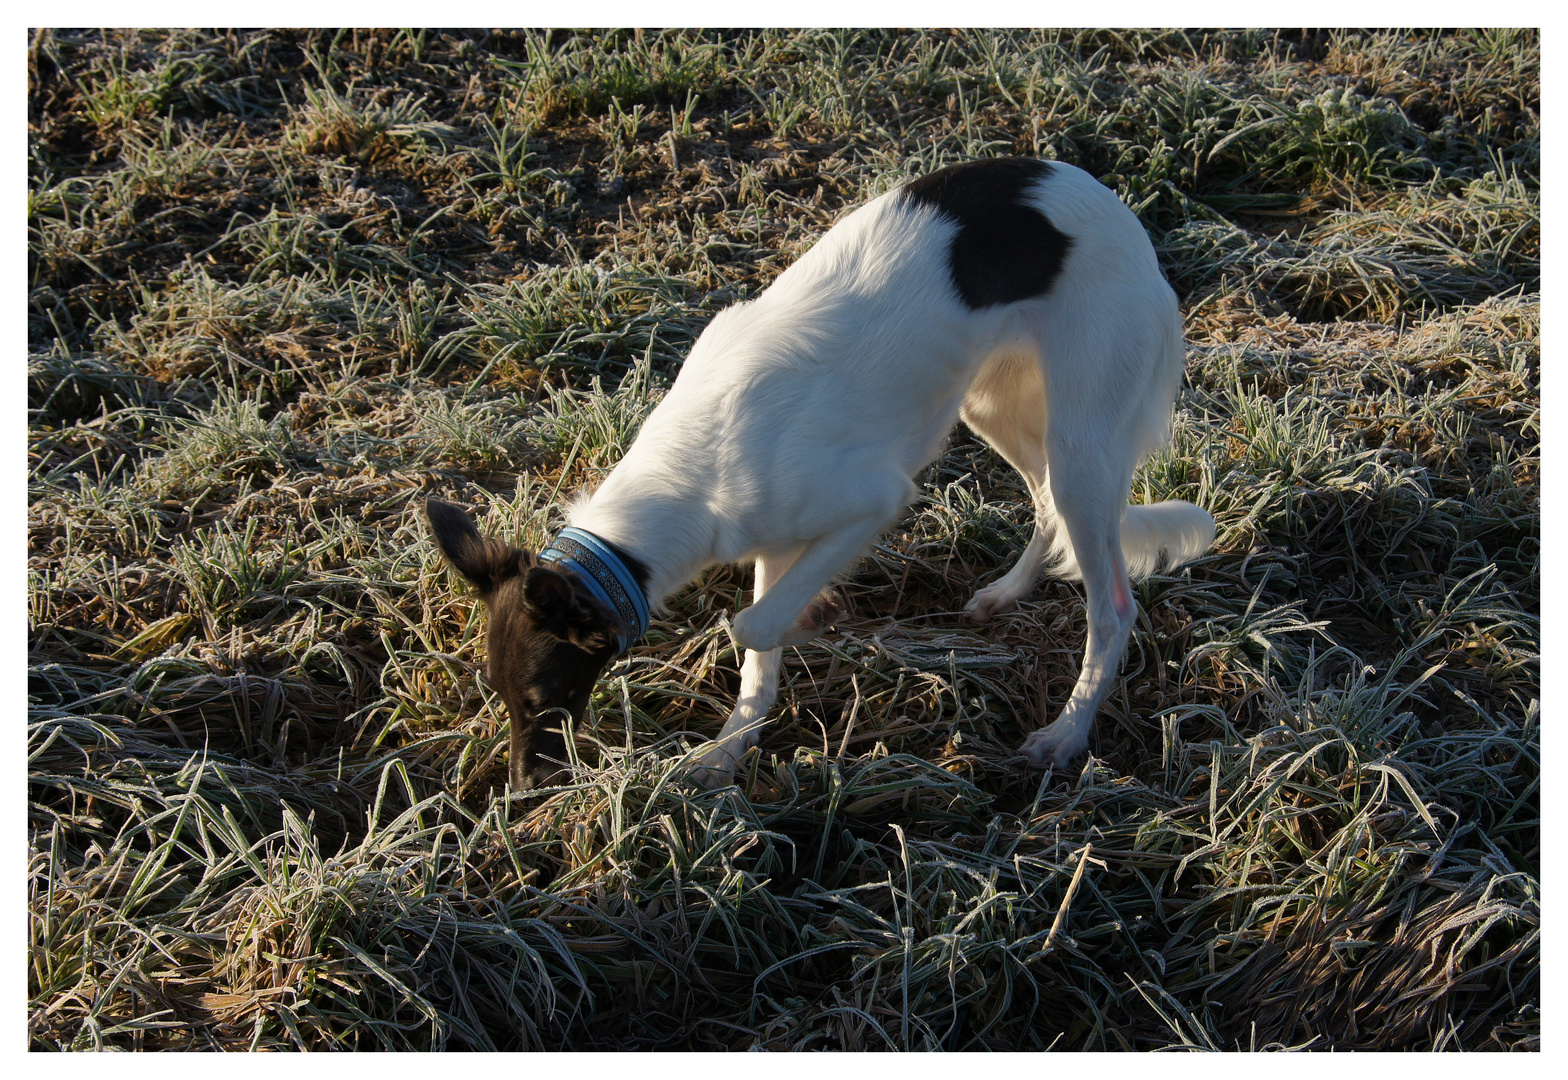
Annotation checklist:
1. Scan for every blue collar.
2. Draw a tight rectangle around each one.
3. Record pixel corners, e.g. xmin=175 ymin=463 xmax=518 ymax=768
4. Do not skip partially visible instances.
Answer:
xmin=538 ymin=527 xmax=650 ymax=656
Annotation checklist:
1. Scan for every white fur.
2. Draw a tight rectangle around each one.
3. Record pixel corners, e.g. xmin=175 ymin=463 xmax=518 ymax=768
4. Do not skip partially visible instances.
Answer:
xmin=568 ymin=161 xmax=1214 ymax=779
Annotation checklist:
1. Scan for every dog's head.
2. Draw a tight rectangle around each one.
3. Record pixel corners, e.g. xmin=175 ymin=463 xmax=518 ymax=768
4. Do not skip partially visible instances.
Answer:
xmin=426 ymin=499 xmax=624 ymax=789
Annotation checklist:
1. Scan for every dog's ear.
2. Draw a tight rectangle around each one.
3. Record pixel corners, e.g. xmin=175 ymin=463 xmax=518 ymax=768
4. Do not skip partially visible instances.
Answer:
xmin=427 ymin=498 xmax=528 ymax=596
xmin=522 ymin=565 xmax=622 ymax=651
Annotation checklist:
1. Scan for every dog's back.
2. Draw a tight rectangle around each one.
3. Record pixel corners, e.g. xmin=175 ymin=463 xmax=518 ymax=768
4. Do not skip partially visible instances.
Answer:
xmin=579 ymin=160 xmax=1193 ymax=574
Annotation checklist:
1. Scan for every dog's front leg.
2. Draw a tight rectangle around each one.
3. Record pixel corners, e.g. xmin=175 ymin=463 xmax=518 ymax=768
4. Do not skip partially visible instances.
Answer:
xmin=689 ymin=643 xmax=782 ymax=786
xmin=729 ymin=507 xmax=902 ymax=653
xmin=690 ymin=549 xmax=801 ymax=787
xmin=694 ymin=481 xmax=908 ymax=787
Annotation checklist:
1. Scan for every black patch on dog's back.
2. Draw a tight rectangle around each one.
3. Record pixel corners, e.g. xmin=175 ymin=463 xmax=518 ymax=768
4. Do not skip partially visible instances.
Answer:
xmin=901 ymin=157 xmax=1074 ymax=310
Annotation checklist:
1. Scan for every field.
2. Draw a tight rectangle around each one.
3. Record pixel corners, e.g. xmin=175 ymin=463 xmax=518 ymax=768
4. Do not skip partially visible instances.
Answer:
xmin=27 ymin=29 xmax=1539 ymax=1050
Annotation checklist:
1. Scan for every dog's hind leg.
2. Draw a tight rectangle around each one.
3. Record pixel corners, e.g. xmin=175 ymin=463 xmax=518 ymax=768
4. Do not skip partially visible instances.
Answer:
xmin=960 ymin=352 xmax=1058 ymax=622
xmin=689 ymin=548 xmax=800 ymax=786
xmin=1016 ymin=438 xmax=1141 ymax=768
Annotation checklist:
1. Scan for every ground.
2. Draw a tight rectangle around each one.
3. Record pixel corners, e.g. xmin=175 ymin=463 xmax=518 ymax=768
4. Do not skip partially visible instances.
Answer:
xmin=28 ymin=29 xmax=1538 ymax=1050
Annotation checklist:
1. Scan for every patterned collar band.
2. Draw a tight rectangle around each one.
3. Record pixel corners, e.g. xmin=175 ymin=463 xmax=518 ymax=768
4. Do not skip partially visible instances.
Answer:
xmin=538 ymin=527 xmax=650 ymax=656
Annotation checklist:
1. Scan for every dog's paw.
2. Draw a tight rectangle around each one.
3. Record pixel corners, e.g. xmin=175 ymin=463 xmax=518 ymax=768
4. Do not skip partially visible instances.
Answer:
xmin=686 ymin=738 xmax=752 ymax=789
xmin=1020 ymin=722 xmax=1091 ymax=769
xmin=730 ymin=589 xmax=845 ymax=651
xmin=963 ymin=582 xmax=1019 ymax=625
xmin=776 ymin=589 xmax=845 ymax=647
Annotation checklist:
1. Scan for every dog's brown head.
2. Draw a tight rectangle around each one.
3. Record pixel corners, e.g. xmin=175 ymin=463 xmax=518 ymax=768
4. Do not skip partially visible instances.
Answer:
xmin=426 ymin=498 xmax=625 ymax=789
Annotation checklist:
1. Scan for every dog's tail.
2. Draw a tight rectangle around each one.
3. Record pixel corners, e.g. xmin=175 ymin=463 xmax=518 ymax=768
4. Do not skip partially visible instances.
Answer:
xmin=1117 ymin=499 xmax=1215 ymax=579
xmin=1042 ymin=498 xmax=1215 ymax=582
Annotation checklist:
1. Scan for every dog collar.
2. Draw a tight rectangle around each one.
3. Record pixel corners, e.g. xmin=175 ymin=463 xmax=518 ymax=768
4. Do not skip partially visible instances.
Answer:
xmin=538 ymin=527 xmax=650 ymax=656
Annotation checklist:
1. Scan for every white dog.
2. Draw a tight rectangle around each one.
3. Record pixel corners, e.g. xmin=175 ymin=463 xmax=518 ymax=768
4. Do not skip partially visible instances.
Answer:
xmin=428 ymin=156 xmax=1214 ymax=789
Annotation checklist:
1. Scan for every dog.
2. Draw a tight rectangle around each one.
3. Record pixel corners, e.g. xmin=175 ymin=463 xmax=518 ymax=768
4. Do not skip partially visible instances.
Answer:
xmin=428 ymin=156 xmax=1215 ymax=790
